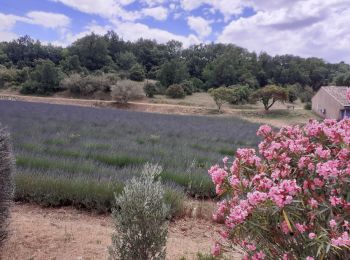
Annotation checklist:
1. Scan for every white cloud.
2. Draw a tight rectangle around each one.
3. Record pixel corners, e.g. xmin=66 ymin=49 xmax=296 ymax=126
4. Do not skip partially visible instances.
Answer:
xmin=187 ymin=16 xmax=211 ymax=38
xmin=52 ymin=0 xmax=169 ymax=21
xmin=141 ymin=0 xmax=164 ymax=7
xmin=26 ymin=11 xmax=71 ymax=29
xmin=217 ymin=0 xmax=350 ymax=62
xmin=0 ymin=11 xmax=70 ymax=42
xmin=180 ymin=0 xmax=246 ymax=20
xmin=142 ymin=6 xmax=168 ymax=21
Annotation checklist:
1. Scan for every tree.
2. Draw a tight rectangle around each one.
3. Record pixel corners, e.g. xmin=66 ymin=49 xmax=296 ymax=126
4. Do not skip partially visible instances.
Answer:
xmin=252 ymin=85 xmax=288 ymax=111
xmin=157 ymin=59 xmax=189 ymax=87
xmin=70 ymin=33 xmax=111 ymax=71
xmin=118 ymin=51 xmax=137 ymax=71
xmin=60 ymin=55 xmax=82 ymax=74
xmin=20 ymin=59 xmax=61 ymax=95
xmin=208 ymin=87 xmax=236 ymax=112
xmin=129 ymin=64 xmax=145 ymax=81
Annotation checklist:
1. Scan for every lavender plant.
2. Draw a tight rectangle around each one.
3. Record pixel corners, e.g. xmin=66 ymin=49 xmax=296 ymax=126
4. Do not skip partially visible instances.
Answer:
xmin=0 ymin=125 xmax=14 ymax=248
xmin=109 ymin=163 xmax=169 ymax=260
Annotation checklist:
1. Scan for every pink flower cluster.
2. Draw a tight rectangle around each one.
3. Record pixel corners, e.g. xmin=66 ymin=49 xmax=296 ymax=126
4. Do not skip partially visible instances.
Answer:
xmin=209 ymin=119 xmax=350 ymax=259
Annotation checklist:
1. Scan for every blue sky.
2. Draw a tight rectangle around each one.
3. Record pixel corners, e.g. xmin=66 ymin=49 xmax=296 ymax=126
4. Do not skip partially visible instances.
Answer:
xmin=1 ymin=0 xmax=350 ymax=63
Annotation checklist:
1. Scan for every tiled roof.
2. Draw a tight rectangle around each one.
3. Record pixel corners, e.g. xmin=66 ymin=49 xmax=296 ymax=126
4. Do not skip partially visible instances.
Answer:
xmin=322 ymin=86 xmax=350 ymax=106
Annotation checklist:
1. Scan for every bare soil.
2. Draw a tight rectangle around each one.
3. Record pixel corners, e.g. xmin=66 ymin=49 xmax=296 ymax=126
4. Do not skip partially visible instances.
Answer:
xmin=1 ymin=203 xmax=240 ymax=260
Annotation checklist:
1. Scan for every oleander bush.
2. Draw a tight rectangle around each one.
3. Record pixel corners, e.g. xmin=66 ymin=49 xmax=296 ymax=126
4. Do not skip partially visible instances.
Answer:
xmin=209 ymin=119 xmax=350 ymax=259
xmin=109 ymin=163 xmax=169 ymax=260
xmin=0 ymin=125 xmax=14 ymax=248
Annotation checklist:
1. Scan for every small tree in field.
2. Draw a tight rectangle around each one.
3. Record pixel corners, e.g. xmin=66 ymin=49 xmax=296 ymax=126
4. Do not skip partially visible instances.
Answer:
xmin=252 ymin=85 xmax=288 ymax=111
xmin=209 ymin=119 xmax=350 ymax=259
xmin=0 ymin=125 xmax=14 ymax=249
xmin=208 ymin=87 xmax=235 ymax=112
xmin=109 ymin=163 xmax=169 ymax=260
xmin=111 ymin=80 xmax=143 ymax=104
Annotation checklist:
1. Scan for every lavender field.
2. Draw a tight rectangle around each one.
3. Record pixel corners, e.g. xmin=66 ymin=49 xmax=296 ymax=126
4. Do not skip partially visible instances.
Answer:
xmin=0 ymin=100 xmax=260 ymax=213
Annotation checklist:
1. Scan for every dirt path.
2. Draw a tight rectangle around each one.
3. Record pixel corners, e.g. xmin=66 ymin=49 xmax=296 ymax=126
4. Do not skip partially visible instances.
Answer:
xmin=1 ymin=204 xmax=240 ymax=260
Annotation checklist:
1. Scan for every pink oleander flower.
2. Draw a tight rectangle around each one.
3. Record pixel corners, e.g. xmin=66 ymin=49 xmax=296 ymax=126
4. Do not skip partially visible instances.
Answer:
xmin=331 ymin=232 xmax=350 ymax=247
xmin=209 ymin=118 xmax=350 ymax=259
xmin=257 ymin=125 xmax=272 ymax=136
xmin=306 ymin=257 xmax=315 ymax=260
xmin=212 ymin=243 xmax=221 ymax=256
xmin=308 ymin=233 xmax=316 ymax=239
xmin=347 ymin=88 xmax=350 ymax=101
xmin=329 ymin=196 xmax=342 ymax=206
xmin=295 ymin=223 xmax=306 ymax=233
xmin=329 ymin=219 xmax=337 ymax=229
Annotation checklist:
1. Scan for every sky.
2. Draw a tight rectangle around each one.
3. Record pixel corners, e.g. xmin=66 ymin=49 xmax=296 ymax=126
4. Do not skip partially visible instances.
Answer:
xmin=1 ymin=0 xmax=350 ymax=63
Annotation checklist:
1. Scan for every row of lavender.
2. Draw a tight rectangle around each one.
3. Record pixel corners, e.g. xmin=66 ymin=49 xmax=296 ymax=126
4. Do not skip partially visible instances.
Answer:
xmin=0 ymin=100 xmax=260 ymax=213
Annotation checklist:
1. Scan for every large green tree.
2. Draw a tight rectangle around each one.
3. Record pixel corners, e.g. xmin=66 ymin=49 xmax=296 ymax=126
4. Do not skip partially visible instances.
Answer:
xmin=157 ymin=59 xmax=189 ymax=87
xmin=70 ymin=33 xmax=111 ymax=71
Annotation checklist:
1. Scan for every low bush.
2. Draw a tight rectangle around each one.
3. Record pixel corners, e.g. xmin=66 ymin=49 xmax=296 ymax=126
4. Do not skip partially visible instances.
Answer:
xmin=0 ymin=126 xmax=14 ymax=248
xmin=181 ymin=80 xmax=195 ymax=95
xmin=209 ymin=119 xmax=350 ymax=259
xmin=166 ymin=84 xmax=186 ymax=99
xmin=143 ymin=82 xmax=157 ymax=97
xmin=60 ymin=73 xmax=117 ymax=96
xmin=111 ymin=79 xmax=143 ymax=104
xmin=228 ymin=85 xmax=251 ymax=105
xmin=109 ymin=163 xmax=169 ymax=259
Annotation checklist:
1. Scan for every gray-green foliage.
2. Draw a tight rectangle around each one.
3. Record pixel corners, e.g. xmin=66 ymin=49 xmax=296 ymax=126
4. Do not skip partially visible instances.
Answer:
xmin=109 ymin=163 xmax=169 ymax=260
xmin=0 ymin=125 xmax=14 ymax=248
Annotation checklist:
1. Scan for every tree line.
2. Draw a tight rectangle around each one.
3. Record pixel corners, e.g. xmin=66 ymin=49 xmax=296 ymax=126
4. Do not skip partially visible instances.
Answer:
xmin=1 ymin=32 xmax=350 ymax=97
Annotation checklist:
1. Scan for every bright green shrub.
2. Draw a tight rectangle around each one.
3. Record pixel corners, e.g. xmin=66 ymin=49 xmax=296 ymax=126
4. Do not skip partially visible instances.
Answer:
xmin=109 ymin=163 xmax=169 ymax=260
xmin=166 ymin=84 xmax=186 ymax=99
xmin=0 ymin=125 xmax=14 ymax=248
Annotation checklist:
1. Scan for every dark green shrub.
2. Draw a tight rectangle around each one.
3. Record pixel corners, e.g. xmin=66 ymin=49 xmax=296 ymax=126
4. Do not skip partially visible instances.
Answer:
xmin=190 ymin=77 xmax=204 ymax=90
xmin=0 ymin=125 xmax=14 ymax=248
xmin=20 ymin=80 xmax=41 ymax=94
xmin=181 ymin=80 xmax=195 ymax=95
xmin=109 ymin=163 xmax=169 ymax=260
xmin=166 ymin=84 xmax=186 ymax=99
xmin=304 ymin=102 xmax=312 ymax=110
xmin=143 ymin=82 xmax=157 ymax=97
xmin=129 ymin=64 xmax=145 ymax=82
